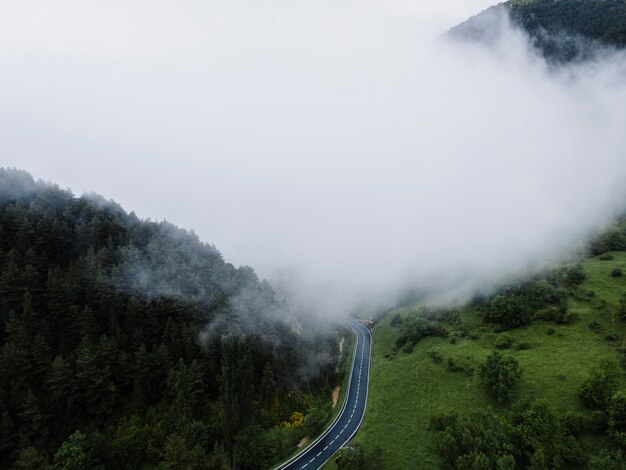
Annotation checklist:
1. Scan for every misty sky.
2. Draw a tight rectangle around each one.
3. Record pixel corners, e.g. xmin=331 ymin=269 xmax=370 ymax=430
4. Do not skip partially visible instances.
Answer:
xmin=3 ymin=1 xmax=626 ymax=314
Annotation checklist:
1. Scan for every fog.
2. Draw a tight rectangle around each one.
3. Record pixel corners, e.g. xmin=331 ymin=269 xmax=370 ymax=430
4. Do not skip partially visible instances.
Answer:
xmin=2 ymin=1 xmax=626 ymax=316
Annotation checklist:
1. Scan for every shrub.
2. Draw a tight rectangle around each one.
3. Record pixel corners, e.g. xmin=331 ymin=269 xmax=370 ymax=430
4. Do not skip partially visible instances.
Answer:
xmin=599 ymin=253 xmax=615 ymax=260
xmin=303 ymin=404 xmax=330 ymax=437
xmin=555 ymin=309 xmax=578 ymax=325
xmin=546 ymin=328 xmax=556 ymax=336
xmin=588 ymin=320 xmax=602 ymax=332
xmin=445 ymin=356 xmax=475 ymax=375
xmin=428 ymin=350 xmax=444 ymax=364
xmin=432 ymin=409 xmax=517 ymax=469
xmin=422 ymin=308 xmax=460 ymax=324
xmin=561 ymin=411 xmax=587 ymax=435
xmin=495 ymin=335 xmax=515 ymax=349
xmin=588 ymin=410 xmax=609 ymax=434
xmin=578 ymin=359 xmax=621 ymax=409
xmin=485 ymin=295 xmax=531 ymax=328
xmin=478 ymin=352 xmax=522 ymax=404
xmin=384 ymin=347 xmax=398 ymax=361
xmin=389 ymin=313 xmax=402 ymax=327
xmin=533 ymin=306 xmax=560 ymax=321
xmin=565 ymin=264 xmax=586 ymax=287
xmin=516 ymin=342 xmax=531 ymax=350
xmin=335 ymin=443 xmax=384 ymax=470
xmin=395 ymin=315 xmax=448 ymax=350
xmin=612 ymin=268 xmax=623 ymax=278
xmin=608 ymin=392 xmax=626 ymax=448
xmin=589 ymin=449 xmax=625 ymax=470
xmin=514 ymin=399 xmax=584 ymax=468
xmin=447 ymin=357 xmax=465 ymax=373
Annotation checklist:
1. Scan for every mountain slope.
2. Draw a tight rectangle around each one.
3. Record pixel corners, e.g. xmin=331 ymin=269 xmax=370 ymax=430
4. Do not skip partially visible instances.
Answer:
xmin=450 ymin=0 xmax=626 ymax=61
xmin=348 ymin=220 xmax=626 ymax=468
xmin=507 ymin=0 xmax=626 ymax=47
xmin=0 ymin=168 xmax=342 ymax=469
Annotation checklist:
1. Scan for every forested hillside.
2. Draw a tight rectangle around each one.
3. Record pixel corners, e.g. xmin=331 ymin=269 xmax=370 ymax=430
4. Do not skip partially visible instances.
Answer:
xmin=0 ymin=168 xmax=342 ymax=469
xmin=450 ymin=0 xmax=626 ymax=61
xmin=508 ymin=0 xmax=626 ymax=47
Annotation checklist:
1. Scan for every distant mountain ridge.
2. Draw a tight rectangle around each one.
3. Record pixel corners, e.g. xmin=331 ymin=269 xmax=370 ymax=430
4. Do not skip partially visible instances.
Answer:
xmin=450 ymin=0 xmax=626 ymax=61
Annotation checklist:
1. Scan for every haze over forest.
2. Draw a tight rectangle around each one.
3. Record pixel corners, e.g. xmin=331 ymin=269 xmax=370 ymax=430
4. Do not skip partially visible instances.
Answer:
xmin=3 ymin=0 xmax=626 ymax=315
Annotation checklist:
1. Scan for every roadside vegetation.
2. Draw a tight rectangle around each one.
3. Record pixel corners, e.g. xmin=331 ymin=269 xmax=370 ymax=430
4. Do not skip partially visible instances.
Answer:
xmin=352 ymin=219 xmax=626 ymax=468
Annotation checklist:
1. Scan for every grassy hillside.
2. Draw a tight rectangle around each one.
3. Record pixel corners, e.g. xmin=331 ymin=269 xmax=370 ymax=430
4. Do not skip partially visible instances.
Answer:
xmin=348 ymin=223 xmax=626 ymax=468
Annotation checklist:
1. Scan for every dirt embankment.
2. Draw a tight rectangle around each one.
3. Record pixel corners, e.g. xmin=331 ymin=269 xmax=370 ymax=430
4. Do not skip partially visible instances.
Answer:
xmin=332 ymin=385 xmax=340 ymax=408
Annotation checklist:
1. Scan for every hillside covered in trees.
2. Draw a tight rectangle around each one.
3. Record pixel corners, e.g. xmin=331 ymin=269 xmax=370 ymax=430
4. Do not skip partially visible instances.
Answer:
xmin=450 ymin=0 xmax=626 ymax=61
xmin=0 ymin=168 xmax=344 ymax=469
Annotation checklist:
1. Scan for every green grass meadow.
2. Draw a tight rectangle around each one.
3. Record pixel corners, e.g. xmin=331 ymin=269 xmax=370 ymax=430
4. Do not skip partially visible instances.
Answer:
xmin=348 ymin=252 xmax=626 ymax=468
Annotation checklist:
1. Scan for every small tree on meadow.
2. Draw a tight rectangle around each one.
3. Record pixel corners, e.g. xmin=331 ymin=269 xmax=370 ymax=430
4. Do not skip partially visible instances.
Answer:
xmin=478 ymin=352 xmax=522 ymax=404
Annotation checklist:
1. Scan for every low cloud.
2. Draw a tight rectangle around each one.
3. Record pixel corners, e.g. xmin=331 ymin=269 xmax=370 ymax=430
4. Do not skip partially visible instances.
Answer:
xmin=2 ymin=2 xmax=626 ymax=317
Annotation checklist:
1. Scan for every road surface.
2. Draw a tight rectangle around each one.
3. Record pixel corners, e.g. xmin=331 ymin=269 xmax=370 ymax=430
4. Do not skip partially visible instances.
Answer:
xmin=275 ymin=316 xmax=372 ymax=470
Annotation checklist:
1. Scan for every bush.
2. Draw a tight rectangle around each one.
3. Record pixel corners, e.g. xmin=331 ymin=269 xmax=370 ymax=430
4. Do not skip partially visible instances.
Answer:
xmin=303 ymin=404 xmax=330 ymax=437
xmin=432 ymin=409 xmax=517 ymax=469
xmin=588 ymin=320 xmax=601 ymax=332
xmin=555 ymin=309 xmax=578 ymax=325
xmin=588 ymin=410 xmax=609 ymax=434
xmin=515 ymin=342 xmax=532 ymax=351
xmin=514 ymin=399 xmax=584 ymax=468
xmin=561 ymin=411 xmax=587 ymax=435
xmin=589 ymin=227 xmax=626 ymax=256
xmin=384 ymin=346 xmax=398 ymax=361
xmin=578 ymin=359 xmax=621 ymax=409
xmin=395 ymin=315 xmax=448 ymax=351
xmin=335 ymin=443 xmax=384 ymax=470
xmin=495 ymin=335 xmax=515 ymax=349
xmin=428 ymin=350 xmax=444 ymax=364
xmin=446 ymin=356 xmax=474 ymax=375
xmin=612 ymin=268 xmax=623 ymax=278
xmin=55 ymin=431 xmax=94 ymax=470
xmin=485 ymin=295 xmax=532 ymax=328
xmin=565 ymin=264 xmax=586 ymax=287
xmin=389 ymin=313 xmax=402 ymax=327
xmin=589 ymin=449 xmax=625 ymax=470
xmin=478 ymin=352 xmax=522 ymax=404
xmin=422 ymin=308 xmax=460 ymax=324
xmin=546 ymin=328 xmax=556 ymax=336
xmin=599 ymin=253 xmax=615 ymax=260
xmin=608 ymin=392 xmax=626 ymax=448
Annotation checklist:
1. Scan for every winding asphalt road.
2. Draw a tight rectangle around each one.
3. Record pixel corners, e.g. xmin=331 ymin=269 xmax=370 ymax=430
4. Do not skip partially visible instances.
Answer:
xmin=275 ymin=316 xmax=372 ymax=470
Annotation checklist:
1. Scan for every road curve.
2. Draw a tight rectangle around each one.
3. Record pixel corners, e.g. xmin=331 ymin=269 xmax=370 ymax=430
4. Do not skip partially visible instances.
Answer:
xmin=275 ymin=316 xmax=372 ymax=470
